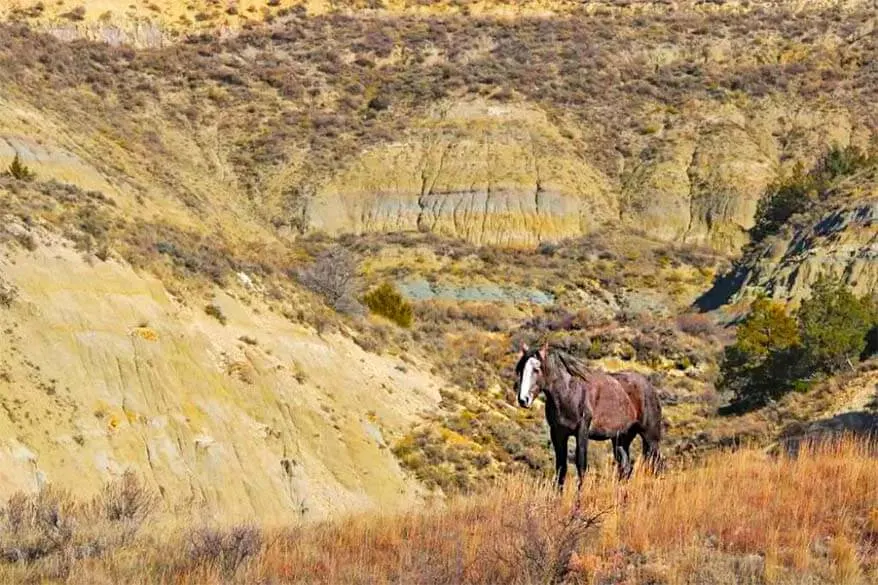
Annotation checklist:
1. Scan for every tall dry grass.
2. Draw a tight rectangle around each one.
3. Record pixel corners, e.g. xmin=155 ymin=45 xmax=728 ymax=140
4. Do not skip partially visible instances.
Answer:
xmin=1 ymin=438 xmax=876 ymax=584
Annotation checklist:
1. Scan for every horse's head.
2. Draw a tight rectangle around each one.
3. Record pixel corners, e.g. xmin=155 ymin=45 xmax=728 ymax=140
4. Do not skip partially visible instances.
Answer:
xmin=514 ymin=342 xmax=548 ymax=408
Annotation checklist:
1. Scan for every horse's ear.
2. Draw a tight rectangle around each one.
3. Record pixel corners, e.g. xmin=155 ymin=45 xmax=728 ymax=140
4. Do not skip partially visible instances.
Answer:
xmin=518 ymin=342 xmax=528 ymax=357
xmin=539 ymin=342 xmax=548 ymax=361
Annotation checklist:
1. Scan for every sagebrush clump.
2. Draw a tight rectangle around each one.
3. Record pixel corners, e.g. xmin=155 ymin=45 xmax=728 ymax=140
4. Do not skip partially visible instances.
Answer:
xmin=297 ymin=246 xmax=363 ymax=315
xmin=363 ymin=282 xmax=413 ymax=328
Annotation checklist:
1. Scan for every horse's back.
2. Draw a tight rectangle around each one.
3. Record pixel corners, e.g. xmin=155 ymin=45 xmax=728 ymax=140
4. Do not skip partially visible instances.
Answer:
xmin=583 ymin=372 xmax=640 ymax=439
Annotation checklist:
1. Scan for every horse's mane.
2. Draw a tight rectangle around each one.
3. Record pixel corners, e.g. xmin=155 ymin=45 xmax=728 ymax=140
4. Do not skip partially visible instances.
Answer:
xmin=548 ymin=347 xmax=592 ymax=381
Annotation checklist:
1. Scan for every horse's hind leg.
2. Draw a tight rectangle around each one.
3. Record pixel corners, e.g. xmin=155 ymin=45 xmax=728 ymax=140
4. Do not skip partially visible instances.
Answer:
xmin=641 ymin=429 xmax=662 ymax=475
xmin=613 ymin=434 xmax=634 ymax=480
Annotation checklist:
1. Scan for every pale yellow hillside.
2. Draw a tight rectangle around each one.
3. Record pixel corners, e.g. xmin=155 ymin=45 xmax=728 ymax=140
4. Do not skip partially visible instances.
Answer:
xmin=0 ymin=227 xmax=442 ymax=523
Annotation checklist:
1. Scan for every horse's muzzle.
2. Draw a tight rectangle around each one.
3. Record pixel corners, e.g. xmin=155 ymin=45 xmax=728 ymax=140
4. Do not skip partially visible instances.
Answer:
xmin=518 ymin=396 xmax=532 ymax=408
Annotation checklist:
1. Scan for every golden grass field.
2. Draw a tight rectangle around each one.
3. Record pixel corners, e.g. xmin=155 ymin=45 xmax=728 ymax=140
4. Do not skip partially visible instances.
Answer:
xmin=2 ymin=437 xmax=875 ymax=584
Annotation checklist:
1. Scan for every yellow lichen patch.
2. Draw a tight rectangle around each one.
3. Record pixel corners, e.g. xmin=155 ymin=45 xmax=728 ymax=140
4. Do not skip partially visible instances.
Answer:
xmin=123 ymin=407 xmax=139 ymax=424
xmin=131 ymin=327 xmax=159 ymax=342
xmin=107 ymin=415 xmax=121 ymax=431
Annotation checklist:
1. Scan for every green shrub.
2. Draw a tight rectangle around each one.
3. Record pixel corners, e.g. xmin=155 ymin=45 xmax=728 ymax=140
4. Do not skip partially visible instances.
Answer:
xmin=752 ymin=146 xmax=874 ymax=242
xmin=4 ymin=153 xmax=34 ymax=181
xmin=719 ymin=295 xmax=801 ymax=402
xmin=812 ymin=145 xmax=872 ymax=184
xmin=363 ymin=282 xmax=413 ymax=328
xmin=751 ymin=164 xmax=815 ymax=242
xmin=720 ymin=279 xmax=878 ymax=404
xmin=797 ymin=275 xmax=877 ymax=374
xmin=586 ymin=338 xmax=604 ymax=359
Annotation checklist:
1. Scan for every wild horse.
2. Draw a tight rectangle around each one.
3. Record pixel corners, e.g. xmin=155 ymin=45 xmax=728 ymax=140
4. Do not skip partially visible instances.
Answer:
xmin=514 ymin=343 xmax=662 ymax=489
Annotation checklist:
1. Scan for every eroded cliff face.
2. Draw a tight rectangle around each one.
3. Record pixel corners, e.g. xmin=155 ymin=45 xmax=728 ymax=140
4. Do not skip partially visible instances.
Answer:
xmin=307 ymin=98 xmax=868 ymax=250
xmin=0 ymin=230 xmax=441 ymax=523
xmin=698 ymin=168 xmax=878 ymax=309
xmin=1 ymin=8 xmax=875 ymax=253
xmin=2 ymin=91 xmax=866 ymax=253
xmin=309 ymin=102 xmax=615 ymax=246
xmin=734 ymin=200 xmax=878 ymax=305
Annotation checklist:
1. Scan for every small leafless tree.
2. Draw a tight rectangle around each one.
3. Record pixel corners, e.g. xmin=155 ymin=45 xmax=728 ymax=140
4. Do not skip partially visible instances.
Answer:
xmin=187 ymin=525 xmax=262 ymax=577
xmin=297 ymin=246 xmax=363 ymax=315
xmin=493 ymin=497 xmax=605 ymax=585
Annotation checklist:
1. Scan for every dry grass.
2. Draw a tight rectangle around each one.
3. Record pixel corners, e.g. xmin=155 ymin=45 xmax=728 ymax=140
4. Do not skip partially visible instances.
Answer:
xmin=2 ymin=438 xmax=875 ymax=584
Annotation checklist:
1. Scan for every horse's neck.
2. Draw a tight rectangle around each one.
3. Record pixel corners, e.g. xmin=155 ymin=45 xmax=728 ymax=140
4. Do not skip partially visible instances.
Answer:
xmin=542 ymin=355 xmax=573 ymax=397
xmin=551 ymin=353 xmax=589 ymax=382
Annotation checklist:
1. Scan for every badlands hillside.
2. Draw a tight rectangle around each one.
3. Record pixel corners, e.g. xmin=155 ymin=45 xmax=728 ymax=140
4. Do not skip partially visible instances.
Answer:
xmin=0 ymin=2 xmax=876 ymax=577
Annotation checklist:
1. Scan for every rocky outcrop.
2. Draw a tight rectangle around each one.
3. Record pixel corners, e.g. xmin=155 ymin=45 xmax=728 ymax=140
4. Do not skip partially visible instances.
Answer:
xmin=742 ymin=200 xmax=878 ymax=304
xmin=44 ymin=21 xmax=168 ymax=48
xmin=697 ymin=170 xmax=878 ymax=309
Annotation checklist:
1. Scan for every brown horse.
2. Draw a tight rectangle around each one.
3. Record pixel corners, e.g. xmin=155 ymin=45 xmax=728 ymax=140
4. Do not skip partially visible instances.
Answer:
xmin=515 ymin=343 xmax=662 ymax=488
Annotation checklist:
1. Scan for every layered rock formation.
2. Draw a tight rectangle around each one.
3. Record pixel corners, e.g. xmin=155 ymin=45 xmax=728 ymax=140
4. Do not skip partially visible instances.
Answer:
xmin=308 ymin=98 xmax=869 ymax=251
xmin=698 ymin=171 xmax=878 ymax=309
xmin=309 ymin=101 xmax=615 ymax=246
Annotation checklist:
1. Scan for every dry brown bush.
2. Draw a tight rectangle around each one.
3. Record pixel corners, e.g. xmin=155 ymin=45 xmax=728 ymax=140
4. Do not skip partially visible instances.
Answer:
xmin=185 ymin=525 xmax=262 ymax=578
xmin=676 ymin=312 xmax=718 ymax=337
xmin=93 ymin=470 xmax=157 ymax=525
xmin=297 ymin=246 xmax=363 ymax=315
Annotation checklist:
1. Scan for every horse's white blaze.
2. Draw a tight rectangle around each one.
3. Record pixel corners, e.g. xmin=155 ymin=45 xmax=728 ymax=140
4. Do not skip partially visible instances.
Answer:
xmin=519 ymin=357 xmax=540 ymax=405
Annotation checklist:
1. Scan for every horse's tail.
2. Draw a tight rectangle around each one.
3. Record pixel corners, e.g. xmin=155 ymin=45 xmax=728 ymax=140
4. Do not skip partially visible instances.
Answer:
xmin=642 ymin=378 xmax=663 ymax=440
xmin=641 ymin=377 xmax=664 ymax=473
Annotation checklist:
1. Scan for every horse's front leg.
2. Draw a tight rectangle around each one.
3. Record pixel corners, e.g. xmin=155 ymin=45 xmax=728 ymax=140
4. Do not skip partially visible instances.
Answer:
xmin=574 ymin=419 xmax=591 ymax=490
xmin=550 ymin=427 xmax=569 ymax=491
